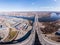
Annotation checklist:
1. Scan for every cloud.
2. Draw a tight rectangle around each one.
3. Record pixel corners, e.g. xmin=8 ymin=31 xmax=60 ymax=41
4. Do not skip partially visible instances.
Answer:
xmin=32 ymin=2 xmax=35 ymax=5
xmin=54 ymin=0 xmax=57 ymax=2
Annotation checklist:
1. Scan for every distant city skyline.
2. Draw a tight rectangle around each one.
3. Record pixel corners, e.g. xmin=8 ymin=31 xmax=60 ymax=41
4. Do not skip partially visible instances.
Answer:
xmin=0 ymin=0 xmax=60 ymax=11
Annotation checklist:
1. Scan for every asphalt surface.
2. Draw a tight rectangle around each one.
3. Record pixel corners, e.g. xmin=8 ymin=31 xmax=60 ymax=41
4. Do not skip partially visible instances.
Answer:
xmin=34 ymin=32 xmax=41 ymax=45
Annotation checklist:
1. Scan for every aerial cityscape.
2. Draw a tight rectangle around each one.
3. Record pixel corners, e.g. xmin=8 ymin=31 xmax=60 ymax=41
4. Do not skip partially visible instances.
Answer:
xmin=0 ymin=0 xmax=60 ymax=45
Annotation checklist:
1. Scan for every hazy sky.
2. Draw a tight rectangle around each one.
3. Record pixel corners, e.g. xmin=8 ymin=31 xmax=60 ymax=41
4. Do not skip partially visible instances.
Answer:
xmin=0 ymin=0 xmax=60 ymax=11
